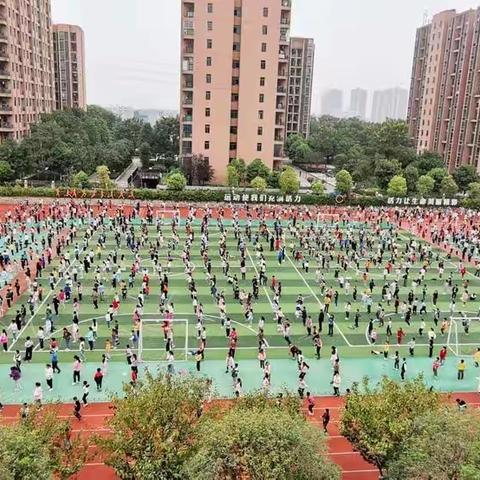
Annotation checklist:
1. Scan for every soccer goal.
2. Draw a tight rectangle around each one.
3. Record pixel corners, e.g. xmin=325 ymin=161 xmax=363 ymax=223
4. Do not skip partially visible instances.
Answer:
xmin=447 ymin=316 xmax=480 ymax=357
xmin=138 ymin=318 xmax=189 ymax=362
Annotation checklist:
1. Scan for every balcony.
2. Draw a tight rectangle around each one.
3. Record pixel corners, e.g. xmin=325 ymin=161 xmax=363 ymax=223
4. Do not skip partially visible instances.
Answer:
xmin=183 ymin=28 xmax=194 ymax=37
xmin=280 ymin=34 xmax=289 ymax=43
xmin=0 ymin=88 xmax=10 ymax=97
xmin=182 ymin=131 xmax=192 ymax=138
xmin=182 ymin=97 xmax=193 ymax=105
xmin=0 ymin=122 xmax=13 ymax=131
xmin=184 ymin=10 xmax=194 ymax=18
xmin=0 ymin=105 xmax=11 ymax=113
xmin=0 ymin=70 xmax=10 ymax=79
xmin=0 ymin=34 xmax=7 ymax=44
xmin=0 ymin=16 xmax=6 ymax=26
xmin=276 ymin=103 xmax=285 ymax=110
xmin=182 ymin=61 xmax=193 ymax=73
xmin=277 ymin=86 xmax=287 ymax=94
xmin=281 ymin=0 xmax=291 ymax=8
xmin=183 ymin=81 xmax=193 ymax=89
xmin=279 ymin=51 xmax=288 ymax=61
xmin=281 ymin=17 xmax=290 ymax=25
xmin=182 ymin=114 xmax=193 ymax=122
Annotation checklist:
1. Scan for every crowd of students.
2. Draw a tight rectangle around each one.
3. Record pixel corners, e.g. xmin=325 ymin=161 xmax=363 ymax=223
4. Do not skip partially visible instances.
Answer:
xmin=0 ymin=200 xmax=479 ymax=418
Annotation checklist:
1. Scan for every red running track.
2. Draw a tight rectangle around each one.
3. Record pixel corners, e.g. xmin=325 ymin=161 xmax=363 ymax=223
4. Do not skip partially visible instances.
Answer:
xmin=2 ymin=393 xmax=480 ymax=479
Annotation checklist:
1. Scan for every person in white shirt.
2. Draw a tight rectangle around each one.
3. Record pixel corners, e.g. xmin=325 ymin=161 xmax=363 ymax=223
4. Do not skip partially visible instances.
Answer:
xmin=45 ymin=364 xmax=54 ymax=391
xmin=33 ymin=382 xmax=43 ymax=405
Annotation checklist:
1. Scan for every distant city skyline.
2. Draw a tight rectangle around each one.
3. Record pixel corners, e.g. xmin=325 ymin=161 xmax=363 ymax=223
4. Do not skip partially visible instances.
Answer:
xmin=51 ymin=0 xmax=480 ymax=112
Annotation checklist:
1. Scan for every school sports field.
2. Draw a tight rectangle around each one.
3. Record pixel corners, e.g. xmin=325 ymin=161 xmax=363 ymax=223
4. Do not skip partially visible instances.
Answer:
xmin=1 ymin=207 xmax=480 ymax=405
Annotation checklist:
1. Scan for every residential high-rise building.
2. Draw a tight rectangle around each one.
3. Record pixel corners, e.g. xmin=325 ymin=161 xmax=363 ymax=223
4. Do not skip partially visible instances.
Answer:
xmin=371 ymin=88 xmax=408 ymax=123
xmin=407 ymin=8 xmax=480 ymax=171
xmin=286 ymin=37 xmax=314 ymax=138
xmin=180 ymin=0 xmax=292 ymax=184
xmin=321 ymin=89 xmax=343 ymax=118
xmin=0 ymin=0 xmax=55 ymax=141
xmin=53 ymin=24 xmax=86 ymax=110
xmin=350 ymin=88 xmax=367 ymax=120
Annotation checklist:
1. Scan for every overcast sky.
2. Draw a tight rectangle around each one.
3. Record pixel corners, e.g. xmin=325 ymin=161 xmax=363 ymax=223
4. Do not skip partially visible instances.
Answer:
xmin=51 ymin=0 xmax=480 ymax=113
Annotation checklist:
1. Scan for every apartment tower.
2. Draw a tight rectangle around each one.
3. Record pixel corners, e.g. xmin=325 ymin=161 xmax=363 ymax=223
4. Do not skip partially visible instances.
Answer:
xmin=321 ymin=89 xmax=343 ymax=118
xmin=407 ymin=8 xmax=480 ymax=171
xmin=180 ymin=0 xmax=292 ymax=184
xmin=53 ymin=24 xmax=86 ymax=110
xmin=286 ymin=37 xmax=314 ymax=138
xmin=371 ymin=88 xmax=408 ymax=123
xmin=0 ymin=0 xmax=55 ymax=141
xmin=350 ymin=88 xmax=367 ymax=120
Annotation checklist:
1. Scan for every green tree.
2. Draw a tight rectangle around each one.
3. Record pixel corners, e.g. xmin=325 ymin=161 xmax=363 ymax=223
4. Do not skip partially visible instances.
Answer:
xmin=185 ymin=396 xmax=340 ymax=480
xmin=0 ymin=407 xmax=87 ymax=480
xmin=454 ymin=165 xmax=480 ymax=192
xmin=97 ymin=372 xmax=209 ymax=480
xmin=387 ymin=408 xmax=480 ymax=480
xmin=227 ymin=164 xmax=240 ymax=187
xmin=311 ymin=180 xmax=325 ymax=195
xmin=440 ymin=175 xmax=458 ymax=196
xmin=0 ymin=160 xmax=14 ymax=182
xmin=279 ymin=166 xmax=300 ymax=194
xmin=427 ymin=167 xmax=448 ymax=191
xmin=411 ymin=152 xmax=444 ymax=176
xmin=387 ymin=175 xmax=407 ymax=197
xmin=246 ymin=158 xmax=270 ymax=182
xmin=267 ymin=170 xmax=280 ymax=189
xmin=151 ymin=116 xmax=180 ymax=159
xmin=250 ymin=176 xmax=267 ymax=192
xmin=230 ymin=158 xmax=247 ymax=185
xmin=416 ymin=175 xmax=435 ymax=196
xmin=166 ymin=171 xmax=187 ymax=191
xmin=182 ymin=154 xmax=214 ymax=186
xmin=404 ymin=165 xmax=419 ymax=193
xmin=335 ymin=169 xmax=353 ymax=195
xmin=71 ymin=170 xmax=90 ymax=189
xmin=374 ymin=158 xmax=402 ymax=189
xmin=138 ymin=141 xmax=152 ymax=163
xmin=96 ymin=165 xmax=114 ymax=190
xmin=341 ymin=376 xmax=440 ymax=477
xmin=468 ymin=182 xmax=480 ymax=200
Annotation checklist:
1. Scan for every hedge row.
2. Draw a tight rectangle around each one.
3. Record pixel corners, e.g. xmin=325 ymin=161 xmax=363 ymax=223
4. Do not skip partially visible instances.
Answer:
xmin=0 ymin=186 xmax=474 ymax=209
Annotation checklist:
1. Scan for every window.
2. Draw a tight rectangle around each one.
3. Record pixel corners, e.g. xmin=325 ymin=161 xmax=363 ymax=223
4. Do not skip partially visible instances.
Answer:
xmin=234 ymin=7 xmax=241 ymax=17
xmin=260 ymin=77 xmax=265 ymax=86
xmin=206 ymin=56 xmax=212 ymax=66
xmin=258 ymin=126 xmax=263 ymax=135
xmin=259 ymin=93 xmax=264 ymax=103
xmin=206 ymin=91 xmax=211 ymax=100
xmin=232 ymin=60 xmax=240 ymax=68
xmin=230 ymin=126 xmax=238 ymax=134
xmin=261 ymin=60 xmax=266 ymax=69
xmin=232 ymin=76 xmax=239 ymax=86
xmin=206 ymin=74 xmax=212 ymax=83
xmin=233 ymin=25 xmax=241 ymax=34
xmin=258 ymin=110 xmax=264 ymax=119
xmin=231 ymin=93 xmax=239 ymax=101
xmin=233 ymin=43 xmax=240 ymax=51
xmin=207 ymin=21 xmax=213 ymax=31
xmin=230 ymin=142 xmax=237 ymax=150
xmin=262 ymin=25 xmax=268 ymax=35
xmin=231 ymin=110 xmax=238 ymax=119
xmin=207 ymin=39 xmax=212 ymax=49
xmin=205 ymin=107 xmax=211 ymax=117
xmin=263 ymin=7 xmax=269 ymax=17
xmin=261 ymin=42 xmax=267 ymax=52
xmin=207 ymin=3 xmax=213 ymax=13
xmin=205 ymin=124 xmax=210 ymax=133
xmin=204 ymin=141 xmax=210 ymax=150
xmin=257 ymin=143 xmax=262 ymax=152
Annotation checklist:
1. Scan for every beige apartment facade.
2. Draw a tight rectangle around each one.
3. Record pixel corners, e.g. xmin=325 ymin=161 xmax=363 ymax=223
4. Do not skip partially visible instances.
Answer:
xmin=0 ymin=0 xmax=55 ymax=141
xmin=53 ymin=24 xmax=86 ymax=110
xmin=286 ymin=37 xmax=314 ymax=138
xmin=180 ymin=0 xmax=292 ymax=184
xmin=407 ymin=8 xmax=480 ymax=171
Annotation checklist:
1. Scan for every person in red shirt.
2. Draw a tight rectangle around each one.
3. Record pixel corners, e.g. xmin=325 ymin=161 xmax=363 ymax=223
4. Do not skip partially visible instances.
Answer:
xmin=94 ymin=368 xmax=104 ymax=391
xmin=396 ymin=327 xmax=405 ymax=345
xmin=306 ymin=392 xmax=315 ymax=416
xmin=439 ymin=346 xmax=447 ymax=365
xmin=432 ymin=357 xmax=440 ymax=377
